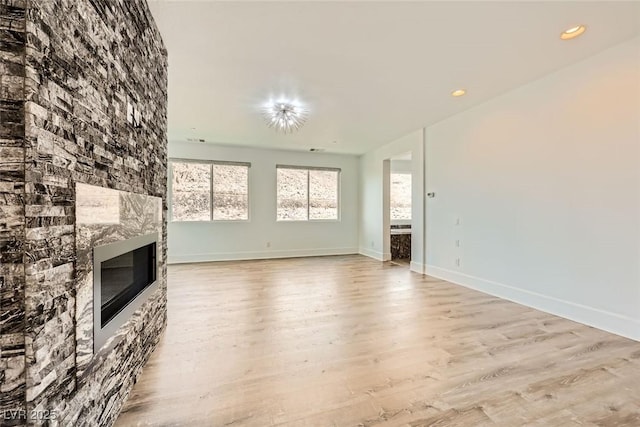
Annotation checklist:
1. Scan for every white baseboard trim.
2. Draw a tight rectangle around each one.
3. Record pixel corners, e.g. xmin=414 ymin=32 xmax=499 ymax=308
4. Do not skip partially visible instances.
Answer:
xmin=358 ymin=248 xmax=391 ymax=261
xmin=169 ymin=247 xmax=359 ymax=264
xmin=425 ymin=265 xmax=640 ymax=342
xmin=410 ymin=261 xmax=425 ymax=274
xmin=358 ymin=247 xmax=382 ymax=260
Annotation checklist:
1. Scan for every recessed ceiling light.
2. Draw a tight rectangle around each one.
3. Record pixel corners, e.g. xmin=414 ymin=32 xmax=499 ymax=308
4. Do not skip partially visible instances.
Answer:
xmin=451 ymin=89 xmax=466 ymax=97
xmin=560 ymin=25 xmax=586 ymax=40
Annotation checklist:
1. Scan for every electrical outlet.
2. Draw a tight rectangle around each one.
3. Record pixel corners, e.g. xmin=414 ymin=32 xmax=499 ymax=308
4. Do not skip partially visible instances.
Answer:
xmin=456 ymin=239 xmax=460 ymax=247
xmin=266 ymin=242 xmax=271 ymax=248
xmin=371 ymin=240 xmax=375 ymax=248
xmin=455 ymin=217 xmax=461 ymax=226
xmin=455 ymin=258 xmax=461 ymax=267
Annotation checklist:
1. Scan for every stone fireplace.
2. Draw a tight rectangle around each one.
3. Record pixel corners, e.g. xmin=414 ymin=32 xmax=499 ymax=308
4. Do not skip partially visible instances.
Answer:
xmin=75 ymin=183 xmax=164 ymax=373
xmin=0 ymin=0 xmax=168 ymax=425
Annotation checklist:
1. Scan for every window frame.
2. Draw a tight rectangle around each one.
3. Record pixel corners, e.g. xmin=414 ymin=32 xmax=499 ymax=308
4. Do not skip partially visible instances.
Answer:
xmin=169 ymin=158 xmax=251 ymax=222
xmin=275 ymin=164 xmax=341 ymax=222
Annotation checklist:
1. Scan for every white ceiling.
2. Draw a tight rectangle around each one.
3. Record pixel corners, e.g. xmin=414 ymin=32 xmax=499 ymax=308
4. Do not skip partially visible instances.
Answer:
xmin=148 ymin=1 xmax=640 ymax=154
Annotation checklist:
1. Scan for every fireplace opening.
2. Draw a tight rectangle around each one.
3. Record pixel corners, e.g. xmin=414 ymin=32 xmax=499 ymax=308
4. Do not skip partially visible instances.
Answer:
xmin=101 ymin=242 xmax=156 ymax=327
xmin=93 ymin=232 xmax=159 ymax=351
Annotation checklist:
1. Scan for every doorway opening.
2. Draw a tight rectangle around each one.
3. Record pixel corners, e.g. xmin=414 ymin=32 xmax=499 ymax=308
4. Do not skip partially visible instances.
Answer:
xmin=385 ymin=152 xmax=412 ymax=268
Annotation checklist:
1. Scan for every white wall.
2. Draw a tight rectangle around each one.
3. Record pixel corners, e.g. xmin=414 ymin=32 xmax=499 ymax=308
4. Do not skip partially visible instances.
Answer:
xmin=168 ymin=142 xmax=360 ymax=263
xmin=390 ymin=159 xmax=412 ymax=173
xmin=358 ymin=130 xmax=425 ymax=273
xmin=425 ymin=36 xmax=640 ymax=340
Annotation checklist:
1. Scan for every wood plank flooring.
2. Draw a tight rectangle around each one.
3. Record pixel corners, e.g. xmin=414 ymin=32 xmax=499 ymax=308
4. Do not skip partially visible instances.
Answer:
xmin=116 ymin=255 xmax=640 ymax=426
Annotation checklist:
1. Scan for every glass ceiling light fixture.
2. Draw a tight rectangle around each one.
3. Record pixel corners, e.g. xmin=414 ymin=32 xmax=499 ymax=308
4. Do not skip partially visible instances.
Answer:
xmin=263 ymin=99 xmax=308 ymax=133
xmin=560 ymin=25 xmax=586 ymax=40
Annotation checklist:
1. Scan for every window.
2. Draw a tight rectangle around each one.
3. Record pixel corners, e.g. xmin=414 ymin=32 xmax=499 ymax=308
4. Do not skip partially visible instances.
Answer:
xmin=277 ymin=166 xmax=340 ymax=221
xmin=170 ymin=160 xmax=249 ymax=221
xmin=212 ymin=164 xmax=249 ymax=220
xmin=390 ymin=173 xmax=411 ymax=220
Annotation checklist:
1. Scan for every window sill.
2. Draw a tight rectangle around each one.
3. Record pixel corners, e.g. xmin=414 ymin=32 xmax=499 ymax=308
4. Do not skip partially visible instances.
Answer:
xmin=275 ymin=219 xmax=341 ymax=223
xmin=170 ymin=219 xmax=251 ymax=223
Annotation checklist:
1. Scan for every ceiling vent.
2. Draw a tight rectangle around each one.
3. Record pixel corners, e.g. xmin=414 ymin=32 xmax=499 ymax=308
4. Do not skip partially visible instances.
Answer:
xmin=187 ymin=138 xmax=206 ymax=143
xmin=309 ymin=148 xmax=325 ymax=152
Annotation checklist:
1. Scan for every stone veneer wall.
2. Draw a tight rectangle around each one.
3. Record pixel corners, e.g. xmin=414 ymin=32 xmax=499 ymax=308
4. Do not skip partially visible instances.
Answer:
xmin=390 ymin=232 xmax=411 ymax=260
xmin=1 ymin=0 xmax=27 ymax=420
xmin=1 ymin=0 xmax=168 ymax=425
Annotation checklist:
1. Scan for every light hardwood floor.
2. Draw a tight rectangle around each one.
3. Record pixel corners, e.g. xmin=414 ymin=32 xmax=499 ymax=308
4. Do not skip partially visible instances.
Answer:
xmin=116 ymin=255 xmax=640 ymax=426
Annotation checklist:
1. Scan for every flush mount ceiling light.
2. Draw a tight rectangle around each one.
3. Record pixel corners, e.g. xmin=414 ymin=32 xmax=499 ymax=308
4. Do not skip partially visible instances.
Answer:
xmin=451 ymin=89 xmax=466 ymax=97
xmin=560 ymin=25 xmax=586 ymax=40
xmin=263 ymin=100 xmax=308 ymax=133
